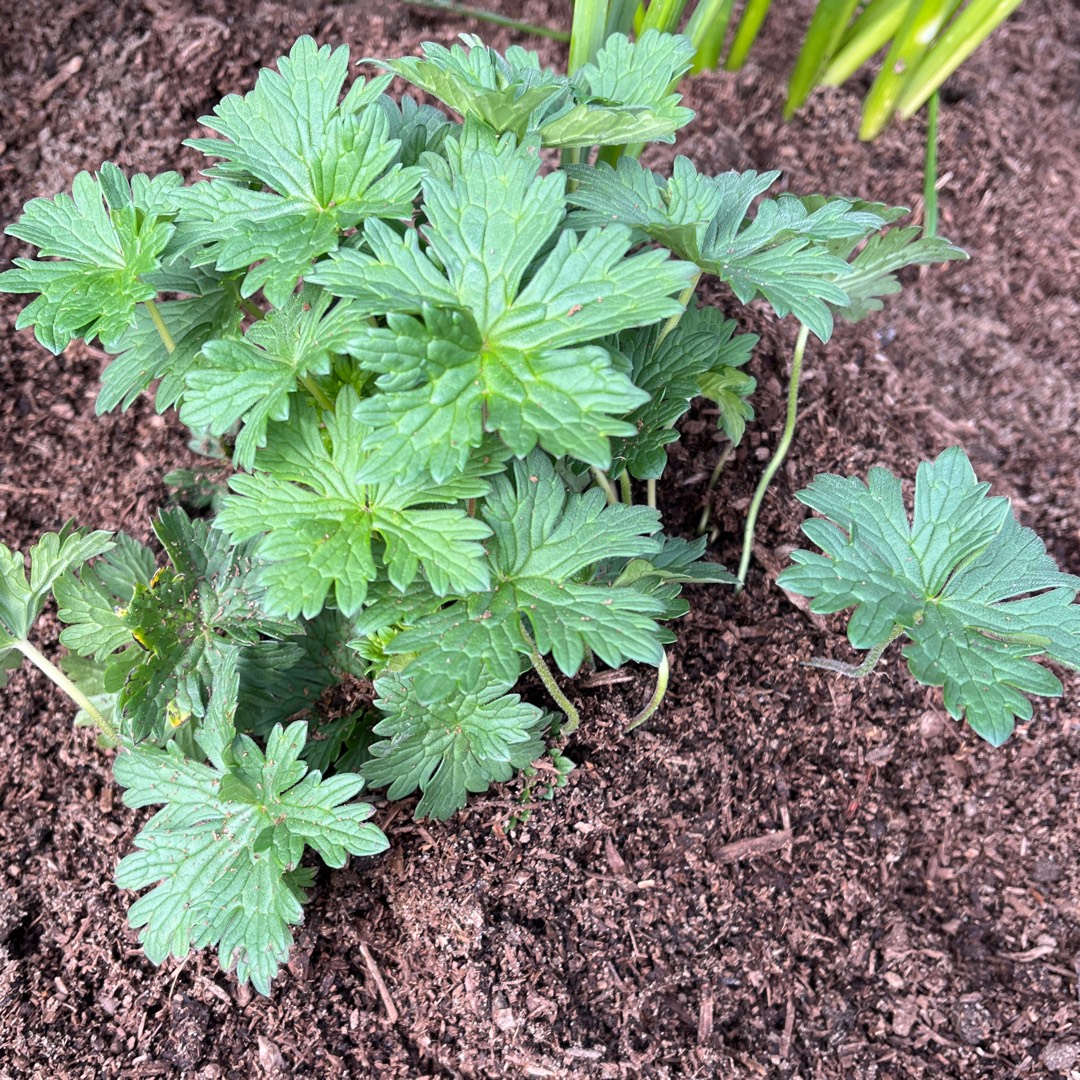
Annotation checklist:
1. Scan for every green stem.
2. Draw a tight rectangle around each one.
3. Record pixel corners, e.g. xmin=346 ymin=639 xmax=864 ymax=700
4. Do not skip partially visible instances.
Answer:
xmin=922 ymin=90 xmax=940 ymax=238
xmin=591 ymin=467 xmax=619 ymax=505
xmin=238 ymin=296 xmax=265 ymax=322
xmin=17 ymin=639 xmax=117 ymax=741
xmin=626 ymin=650 xmax=669 ymax=731
xmin=521 ymin=624 xmax=582 ymax=735
xmin=301 ymin=374 xmax=335 ymax=412
xmin=735 ymin=322 xmax=810 ymax=591
xmin=145 ymin=299 xmax=175 ymax=355
xmin=646 ymin=477 xmax=657 ymax=510
xmin=696 ymin=442 xmax=734 ymax=536
xmin=402 ymin=0 xmax=570 ymax=40
xmin=619 ymin=471 xmax=633 ymax=505
xmin=805 ymin=624 xmax=904 ymax=678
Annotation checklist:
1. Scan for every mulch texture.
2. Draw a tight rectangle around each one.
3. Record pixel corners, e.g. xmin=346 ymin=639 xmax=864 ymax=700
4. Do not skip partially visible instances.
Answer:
xmin=1 ymin=2 xmax=1078 ymax=1076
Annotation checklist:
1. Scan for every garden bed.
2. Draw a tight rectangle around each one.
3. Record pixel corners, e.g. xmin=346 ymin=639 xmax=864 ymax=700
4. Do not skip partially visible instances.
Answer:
xmin=1 ymin=1 xmax=1078 ymax=1076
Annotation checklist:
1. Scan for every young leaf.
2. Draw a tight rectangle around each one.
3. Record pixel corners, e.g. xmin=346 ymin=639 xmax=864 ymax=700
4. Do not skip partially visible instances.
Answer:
xmin=375 ymin=451 xmax=672 ymax=702
xmin=371 ymin=31 xmax=694 ymax=149
xmin=311 ymin=126 xmax=695 ymax=475
xmin=177 ymin=36 xmax=420 ymax=306
xmin=0 ymin=525 xmax=114 ymax=685
xmin=363 ymin=673 xmax=548 ymax=820
xmin=115 ymin=661 xmax=387 ymax=995
xmin=0 ymin=164 xmax=181 ymax=352
xmin=215 ymin=389 xmax=499 ymax=620
xmin=371 ymin=35 xmax=569 ymax=142
xmin=779 ymin=447 xmax=1080 ymax=745
xmin=566 ymin=156 xmax=895 ymax=341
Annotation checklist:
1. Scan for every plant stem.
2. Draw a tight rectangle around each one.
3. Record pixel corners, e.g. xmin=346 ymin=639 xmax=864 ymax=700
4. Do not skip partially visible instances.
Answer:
xmin=16 ymin=639 xmax=117 ymax=741
xmin=696 ymin=442 xmax=734 ymax=536
xmin=735 ymin=322 xmax=810 ymax=592
xmin=145 ymin=299 xmax=175 ymax=355
xmin=239 ymin=296 xmax=265 ymax=322
xmin=401 ymin=0 xmax=570 ymax=40
xmin=590 ymin=467 xmax=619 ymax=505
xmin=301 ymin=374 xmax=335 ymax=411
xmin=626 ymin=650 xmax=669 ymax=731
xmin=646 ymin=477 xmax=657 ymax=510
xmin=805 ymin=624 xmax=904 ymax=677
xmin=619 ymin=470 xmax=633 ymax=505
xmin=922 ymin=90 xmax=940 ymax=237
xmin=521 ymin=624 xmax=582 ymax=735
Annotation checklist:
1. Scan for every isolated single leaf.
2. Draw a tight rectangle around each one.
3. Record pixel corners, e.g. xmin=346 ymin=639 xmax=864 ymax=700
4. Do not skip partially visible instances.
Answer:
xmin=0 ymin=526 xmax=115 ymax=679
xmin=363 ymin=673 xmax=548 ymax=820
xmin=115 ymin=683 xmax=387 ymax=995
xmin=779 ymin=447 xmax=1080 ymax=744
xmin=0 ymin=164 xmax=180 ymax=352
xmin=215 ymin=388 xmax=498 ymax=620
xmin=377 ymin=451 xmax=671 ymax=702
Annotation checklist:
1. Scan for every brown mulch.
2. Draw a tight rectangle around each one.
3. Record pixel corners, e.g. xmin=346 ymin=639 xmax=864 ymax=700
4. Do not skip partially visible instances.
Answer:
xmin=1 ymin=2 xmax=1078 ymax=1077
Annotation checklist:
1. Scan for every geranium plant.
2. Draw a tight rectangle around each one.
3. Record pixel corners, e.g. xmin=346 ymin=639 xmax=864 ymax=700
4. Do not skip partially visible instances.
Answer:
xmin=1 ymin=31 xmax=989 ymax=991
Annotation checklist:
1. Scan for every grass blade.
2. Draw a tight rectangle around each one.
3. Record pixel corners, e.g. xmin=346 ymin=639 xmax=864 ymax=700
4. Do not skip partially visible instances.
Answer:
xmin=895 ymin=0 xmax=1025 ymax=119
xmin=923 ymin=89 xmax=939 ymax=236
xmin=640 ymin=0 xmax=690 ymax=34
xmin=685 ymin=0 xmax=737 ymax=72
xmin=820 ymin=0 xmax=910 ymax=87
xmin=401 ymin=0 xmax=571 ymax=41
xmin=785 ymin=0 xmax=861 ymax=117
xmin=605 ymin=0 xmax=643 ymax=37
xmin=859 ymin=0 xmax=963 ymax=139
xmin=724 ymin=0 xmax=774 ymax=69
xmin=569 ymin=0 xmax=609 ymax=74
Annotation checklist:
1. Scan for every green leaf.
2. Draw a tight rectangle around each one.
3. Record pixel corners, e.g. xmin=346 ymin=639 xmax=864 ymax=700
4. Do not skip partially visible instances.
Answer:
xmin=372 ymin=31 xmax=693 ymax=149
xmin=0 ymin=525 xmax=114 ymax=683
xmin=215 ymin=388 xmax=498 ymax=620
xmin=372 ymin=35 xmax=569 ymax=142
xmin=311 ymin=127 xmax=694 ymax=475
xmin=114 ymin=671 xmax=387 ymax=995
xmin=57 ymin=509 xmax=296 ymax=741
xmin=98 ymin=265 xmax=243 ymax=413
xmin=566 ymin=156 xmax=894 ymax=341
xmin=180 ymin=287 xmax=371 ymax=469
xmin=177 ymin=36 xmax=421 ymax=306
xmin=607 ymin=305 xmax=757 ymax=480
xmin=378 ymin=451 xmax=671 ymax=702
xmin=779 ymin=447 xmax=1080 ymax=745
xmin=545 ymin=29 xmax=696 ymax=147
xmin=0 ymin=164 xmax=181 ymax=352
xmin=363 ymin=673 xmax=548 ymax=820
xmin=54 ymin=534 xmax=157 ymax=661
xmin=828 ymin=226 xmax=967 ymax=323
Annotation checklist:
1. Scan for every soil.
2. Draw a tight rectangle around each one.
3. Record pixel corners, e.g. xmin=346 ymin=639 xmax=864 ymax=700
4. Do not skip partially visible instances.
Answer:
xmin=1 ymin=1 xmax=1078 ymax=1077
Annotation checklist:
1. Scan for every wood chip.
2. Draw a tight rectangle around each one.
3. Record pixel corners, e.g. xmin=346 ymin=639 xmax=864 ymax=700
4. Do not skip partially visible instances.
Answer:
xmin=713 ymin=829 xmax=793 ymax=864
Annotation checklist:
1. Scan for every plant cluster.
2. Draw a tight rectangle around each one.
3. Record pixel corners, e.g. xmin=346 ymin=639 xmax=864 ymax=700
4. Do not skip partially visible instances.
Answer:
xmin=1 ymin=30 xmax=1074 ymax=993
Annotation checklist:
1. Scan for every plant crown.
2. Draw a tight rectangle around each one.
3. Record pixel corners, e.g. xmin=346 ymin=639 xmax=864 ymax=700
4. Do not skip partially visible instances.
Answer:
xmin=3 ymin=31 xmax=1029 ymax=993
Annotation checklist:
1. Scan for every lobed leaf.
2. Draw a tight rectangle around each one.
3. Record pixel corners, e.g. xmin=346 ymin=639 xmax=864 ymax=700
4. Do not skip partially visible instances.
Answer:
xmin=779 ymin=447 xmax=1080 ymax=744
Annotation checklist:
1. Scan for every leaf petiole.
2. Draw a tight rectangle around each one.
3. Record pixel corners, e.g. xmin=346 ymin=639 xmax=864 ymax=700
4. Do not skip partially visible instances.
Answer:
xmin=626 ymin=650 xmax=669 ymax=730
xmin=521 ymin=623 xmax=582 ymax=735
xmin=144 ymin=299 xmax=175 ymax=355
xmin=736 ymin=322 xmax=811 ymax=591
xmin=16 ymin=638 xmax=117 ymax=741
xmin=803 ymin=624 xmax=904 ymax=678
